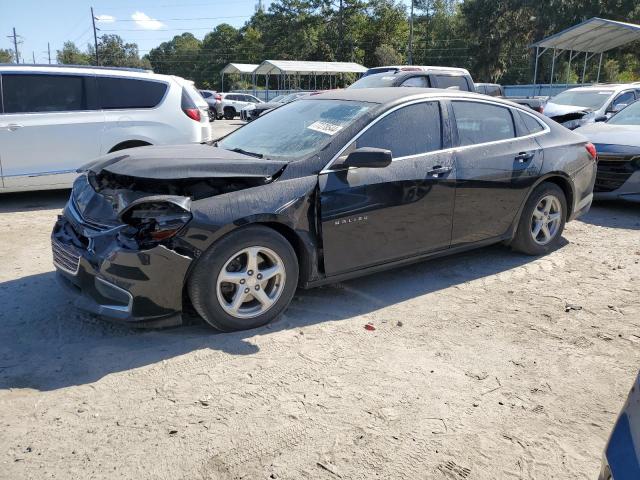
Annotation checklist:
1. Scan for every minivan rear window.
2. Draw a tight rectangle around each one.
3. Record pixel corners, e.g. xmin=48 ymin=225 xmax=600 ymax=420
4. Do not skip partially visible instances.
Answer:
xmin=97 ymin=77 xmax=167 ymax=109
xmin=2 ymin=74 xmax=87 ymax=113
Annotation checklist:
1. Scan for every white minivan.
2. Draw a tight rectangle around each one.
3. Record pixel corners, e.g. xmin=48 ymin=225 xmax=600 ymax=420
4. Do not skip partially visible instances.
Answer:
xmin=0 ymin=65 xmax=212 ymax=192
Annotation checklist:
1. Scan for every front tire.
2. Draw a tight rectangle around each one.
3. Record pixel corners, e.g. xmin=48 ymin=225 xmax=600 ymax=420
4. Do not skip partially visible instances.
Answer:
xmin=188 ymin=226 xmax=299 ymax=331
xmin=511 ymin=182 xmax=567 ymax=255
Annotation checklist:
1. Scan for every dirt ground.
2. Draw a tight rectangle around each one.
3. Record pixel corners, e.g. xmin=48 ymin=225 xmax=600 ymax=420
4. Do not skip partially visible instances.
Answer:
xmin=1 ymin=124 xmax=639 ymax=479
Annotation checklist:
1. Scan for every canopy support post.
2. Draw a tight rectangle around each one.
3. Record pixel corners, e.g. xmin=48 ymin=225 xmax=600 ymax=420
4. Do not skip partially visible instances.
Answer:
xmin=532 ymin=46 xmax=539 ymax=85
xmin=221 ymin=73 xmax=224 ymax=92
xmin=596 ymin=52 xmax=603 ymax=83
xmin=549 ymin=48 xmax=556 ymax=96
xmin=582 ymin=51 xmax=588 ymax=84
xmin=566 ymin=50 xmax=573 ymax=86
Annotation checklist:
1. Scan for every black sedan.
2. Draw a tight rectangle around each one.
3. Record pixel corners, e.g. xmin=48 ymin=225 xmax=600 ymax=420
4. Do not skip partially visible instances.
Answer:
xmin=52 ymin=88 xmax=597 ymax=331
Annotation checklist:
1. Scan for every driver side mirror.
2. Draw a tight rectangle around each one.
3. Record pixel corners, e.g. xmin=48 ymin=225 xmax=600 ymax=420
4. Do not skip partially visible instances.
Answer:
xmin=343 ymin=147 xmax=392 ymax=169
xmin=595 ymin=115 xmax=608 ymax=122
xmin=607 ymin=103 xmax=627 ymax=114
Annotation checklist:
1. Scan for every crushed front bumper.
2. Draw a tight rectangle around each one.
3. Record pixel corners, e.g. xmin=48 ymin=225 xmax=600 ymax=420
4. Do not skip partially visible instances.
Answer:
xmin=52 ymin=211 xmax=192 ymax=326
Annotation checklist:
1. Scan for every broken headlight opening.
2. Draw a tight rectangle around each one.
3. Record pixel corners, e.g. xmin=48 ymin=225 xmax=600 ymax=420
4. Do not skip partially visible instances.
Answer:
xmin=118 ymin=196 xmax=192 ymax=249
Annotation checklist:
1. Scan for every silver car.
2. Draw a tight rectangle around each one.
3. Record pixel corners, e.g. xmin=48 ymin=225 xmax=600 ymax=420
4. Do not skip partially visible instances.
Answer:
xmin=543 ymin=84 xmax=640 ymax=129
xmin=576 ymin=100 xmax=640 ymax=202
xmin=217 ymin=93 xmax=262 ymax=120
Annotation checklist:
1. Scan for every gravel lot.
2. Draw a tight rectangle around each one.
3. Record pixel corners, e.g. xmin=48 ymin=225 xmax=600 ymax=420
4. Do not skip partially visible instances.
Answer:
xmin=1 ymin=120 xmax=639 ymax=479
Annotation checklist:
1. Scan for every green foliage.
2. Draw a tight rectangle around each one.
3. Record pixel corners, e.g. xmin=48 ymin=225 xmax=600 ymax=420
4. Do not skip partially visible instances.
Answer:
xmin=56 ymin=0 xmax=640 ymax=88
xmin=0 ymin=48 xmax=14 ymax=63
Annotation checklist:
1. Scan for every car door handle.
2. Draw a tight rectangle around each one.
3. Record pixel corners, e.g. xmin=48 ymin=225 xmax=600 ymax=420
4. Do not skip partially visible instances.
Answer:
xmin=427 ymin=165 xmax=452 ymax=176
xmin=515 ymin=152 xmax=535 ymax=163
xmin=1 ymin=123 xmax=24 ymax=131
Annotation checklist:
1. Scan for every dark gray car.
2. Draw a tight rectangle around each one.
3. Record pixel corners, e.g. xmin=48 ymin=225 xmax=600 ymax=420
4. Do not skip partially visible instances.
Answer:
xmin=576 ymin=100 xmax=640 ymax=202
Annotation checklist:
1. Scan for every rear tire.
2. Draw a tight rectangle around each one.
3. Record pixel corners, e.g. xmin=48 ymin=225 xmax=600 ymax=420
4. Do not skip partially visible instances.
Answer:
xmin=188 ymin=226 xmax=299 ymax=331
xmin=224 ymin=107 xmax=236 ymax=120
xmin=511 ymin=182 xmax=567 ymax=255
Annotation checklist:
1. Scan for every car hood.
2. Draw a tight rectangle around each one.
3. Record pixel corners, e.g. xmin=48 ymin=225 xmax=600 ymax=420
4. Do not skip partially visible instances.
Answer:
xmin=575 ymin=123 xmax=640 ymax=148
xmin=544 ymin=102 xmax=592 ymax=118
xmin=84 ymin=144 xmax=288 ymax=180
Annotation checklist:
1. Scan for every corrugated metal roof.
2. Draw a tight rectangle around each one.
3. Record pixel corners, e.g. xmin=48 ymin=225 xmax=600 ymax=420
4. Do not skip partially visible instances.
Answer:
xmin=253 ymin=60 xmax=367 ymax=75
xmin=531 ymin=17 xmax=640 ymax=53
xmin=221 ymin=63 xmax=259 ymax=74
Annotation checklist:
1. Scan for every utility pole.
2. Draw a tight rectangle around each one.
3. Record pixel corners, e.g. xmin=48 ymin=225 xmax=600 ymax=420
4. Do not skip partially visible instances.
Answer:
xmin=47 ymin=42 xmax=51 ymax=64
xmin=8 ymin=27 xmax=20 ymax=63
xmin=32 ymin=51 xmax=35 ymax=64
xmin=338 ymin=0 xmax=344 ymax=61
xmin=91 ymin=7 xmax=99 ymax=66
xmin=408 ymin=0 xmax=414 ymax=65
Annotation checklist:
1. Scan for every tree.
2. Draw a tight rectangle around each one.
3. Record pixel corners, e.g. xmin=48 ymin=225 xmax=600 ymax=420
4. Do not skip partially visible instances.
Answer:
xmin=56 ymin=41 xmax=90 ymax=65
xmin=147 ymin=33 xmax=202 ymax=82
xmin=0 ymin=48 xmax=13 ymax=63
xmin=89 ymin=35 xmax=151 ymax=69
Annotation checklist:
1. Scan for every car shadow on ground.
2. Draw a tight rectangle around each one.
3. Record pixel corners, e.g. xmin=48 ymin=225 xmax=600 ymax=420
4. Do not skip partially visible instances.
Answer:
xmin=578 ymin=200 xmax=640 ymax=230
xmin=0 ymin=240 xmax=561 ymax=392
xmin=0 ymin=189 xmax=70 ymax=214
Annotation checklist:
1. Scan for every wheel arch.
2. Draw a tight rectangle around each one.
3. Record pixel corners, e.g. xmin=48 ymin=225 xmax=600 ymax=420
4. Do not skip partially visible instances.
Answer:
xmin=108 ymin=140 xmax=152 ymax=153
xmin=507 ymin=172 xmax=576 ymax=242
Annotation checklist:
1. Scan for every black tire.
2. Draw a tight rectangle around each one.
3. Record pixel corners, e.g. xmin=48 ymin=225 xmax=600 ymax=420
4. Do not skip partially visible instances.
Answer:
xmin=188 ymin=225 xmax=299 ymax=331
xmin=511 ymin=182 xmax=567 ymax=255
xmin=223 ymin=107 xmax=236 ymax=120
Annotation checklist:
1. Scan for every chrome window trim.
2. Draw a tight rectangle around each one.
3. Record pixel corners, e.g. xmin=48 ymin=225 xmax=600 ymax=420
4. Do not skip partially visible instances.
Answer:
xmin=320 ymin=95 xmax=550 ymax=174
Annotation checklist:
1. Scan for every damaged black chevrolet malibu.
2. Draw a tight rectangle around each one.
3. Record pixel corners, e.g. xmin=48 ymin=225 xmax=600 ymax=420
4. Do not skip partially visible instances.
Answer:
xmin=52 ymin=88 xmax=597 ymax=331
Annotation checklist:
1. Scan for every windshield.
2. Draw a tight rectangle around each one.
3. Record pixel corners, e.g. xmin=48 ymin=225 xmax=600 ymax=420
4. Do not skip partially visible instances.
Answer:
xmin=608 ymin=101 xmax=640 ymax=125
xmin=348 ymin=73 xmax=398 ymax=89
xmin=550 ymin=90 xmax=613 ymax=110
xmin=219 ymin=99 xmax=372 ymax=160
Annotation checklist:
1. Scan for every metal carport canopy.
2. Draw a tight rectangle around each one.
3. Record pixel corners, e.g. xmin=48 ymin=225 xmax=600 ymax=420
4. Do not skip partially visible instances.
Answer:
xmin=220 ymin=63 xmax=259 ymax=74
xmin=253 ymin=60 xmax=367 ymax=75
xmin=531 ymin=17 xmax=640 ymax=53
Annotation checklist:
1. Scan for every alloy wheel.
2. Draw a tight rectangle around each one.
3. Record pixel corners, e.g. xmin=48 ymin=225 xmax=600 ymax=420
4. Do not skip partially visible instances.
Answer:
xmin=530 ymin=195 xmax=562 ymax=245
xmin=216 ymin=246 xmax=286 ymax=319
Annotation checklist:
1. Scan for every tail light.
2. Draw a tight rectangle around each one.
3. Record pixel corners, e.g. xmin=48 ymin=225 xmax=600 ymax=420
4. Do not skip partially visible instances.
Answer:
xmin=181 ymin=87 xmax=201 ymax=122
xmin=585 ymin=142 xmax=597 ymax=160
xmin=214 ymin=94 xmax=222 ymax=102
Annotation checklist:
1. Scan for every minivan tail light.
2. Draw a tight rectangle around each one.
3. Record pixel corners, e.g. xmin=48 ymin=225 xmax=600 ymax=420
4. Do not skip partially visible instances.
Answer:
xmin=585 ymin=142 xmax=597 ymax=160
xmin=181 ymin=87 xmax=201 ymax=122
xmin=214 ymin=94 xmax=222 ymax=101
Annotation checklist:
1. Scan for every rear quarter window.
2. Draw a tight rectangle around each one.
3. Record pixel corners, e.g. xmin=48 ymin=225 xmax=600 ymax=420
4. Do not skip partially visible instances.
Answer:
xmin=97 ymin=77 xmax=167 ymax=109
xmin=518 ymin=110 xmax=546 ymax=134
xmin=2 ymin=73 xmax=88 ymax=113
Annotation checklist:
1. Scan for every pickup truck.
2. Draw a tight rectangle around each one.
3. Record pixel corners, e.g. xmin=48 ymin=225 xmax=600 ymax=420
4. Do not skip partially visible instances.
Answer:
xmin=475 ymin=83 xmax=546 ymax=113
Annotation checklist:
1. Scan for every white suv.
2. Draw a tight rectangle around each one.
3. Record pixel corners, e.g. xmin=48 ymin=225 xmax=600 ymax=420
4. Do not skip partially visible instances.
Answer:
xmin=0 ymin=65 xmax=212 ymax=192
xmin=217 ymin=93 xmax=262 ymax=120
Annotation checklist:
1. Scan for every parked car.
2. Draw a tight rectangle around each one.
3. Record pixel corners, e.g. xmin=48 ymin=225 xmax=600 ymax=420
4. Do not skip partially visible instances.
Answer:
xmin=0 ymin=65 xmax=212 ymax=193
xmin=362 ymin=65 xmax=470 ymax=80
xmin=52 ymin=88 xmax=596 ymax=331
xmin=543 ymin=84 xmax=640 ymax=129
xmin=198 ymin=89 xmax=217 ymax=121
xmin=576 ymin=100 xmax=640 ymax=202
xmin=240 ymin=91 xmax=314 ymax=121
xmin=349 ymin=67 xmax=474 ymax=92
xmin=217 ymin=92 xmax=262 ymax=120
xmin=598 ymin=370 xmax=640 ymax=480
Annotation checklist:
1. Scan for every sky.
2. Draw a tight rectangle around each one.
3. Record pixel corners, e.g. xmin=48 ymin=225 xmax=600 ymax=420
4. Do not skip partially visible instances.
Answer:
xmin=1 ymin=0 xmax=413 ymax=64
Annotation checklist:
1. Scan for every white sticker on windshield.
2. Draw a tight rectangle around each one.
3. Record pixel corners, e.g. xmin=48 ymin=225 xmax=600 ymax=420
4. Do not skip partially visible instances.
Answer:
xmin=598 ymin=91 xmax=612 ymax=94
xmin=307 ymin=121 xmax=343 ymax=136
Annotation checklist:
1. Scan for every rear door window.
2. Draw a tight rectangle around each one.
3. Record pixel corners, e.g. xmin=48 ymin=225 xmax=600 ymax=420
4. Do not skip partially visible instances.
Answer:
xmin=96 ymin=77 xmax=167 ymax=109
xmin=2 ymin=73 xmax=88 ymax=113
xmin=200 ymin=91 xmax=212 ymax=98
xmin=611 ymin=91 xmax=635 ymax=110
xmin=452 ymin=101 xmax=515 ymax=146
xmin=356 ymin=102 xmax=442 ymax=157
xmin=433 ymin=75 xmax=470 ymax=91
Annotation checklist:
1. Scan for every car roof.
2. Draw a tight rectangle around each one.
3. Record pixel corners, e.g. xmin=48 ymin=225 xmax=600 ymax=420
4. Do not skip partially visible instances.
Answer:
xmin=0 ymin=64 xmax=184 ymax=83
xmin=369 ymin=65 xmax=471 ymax=75
xmin=560 ymin=84 xmax=634 ymax=93
xmin=308 ymin=87 xmax=526 ymax=108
